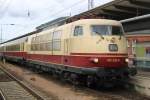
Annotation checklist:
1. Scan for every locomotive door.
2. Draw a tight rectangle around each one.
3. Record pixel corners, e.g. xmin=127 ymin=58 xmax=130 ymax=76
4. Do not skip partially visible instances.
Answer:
xmin=64 ymin=39 xmax=69 ymax=54
xmin=64 ymin=25 xmax=72 ymax=55
xmin=69 ymin=25 xmax=84 ymax=53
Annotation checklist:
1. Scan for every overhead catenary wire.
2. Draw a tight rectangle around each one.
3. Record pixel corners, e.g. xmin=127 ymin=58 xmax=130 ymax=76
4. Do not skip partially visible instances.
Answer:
xmin=88 ymin=0 xmax=94 ymax=10
xmin=39 ymin=0 xmax=87 ymax=23
xmin=20 ymin=0 xmax=89 ymax=36
xmin=1 ymin=24 xmax=36 ymax=41
xmin=0 ymin=0 xmax=91 ymax=41
xmin=0 ymin=0 xmax=12 ymax=19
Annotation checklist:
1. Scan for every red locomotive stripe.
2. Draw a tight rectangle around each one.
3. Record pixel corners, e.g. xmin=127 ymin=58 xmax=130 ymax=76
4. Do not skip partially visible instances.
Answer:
xmin=2 ymin=52 xmax=128 ymax=68
xmin=27 ymin=54 xmax=127 ymax=68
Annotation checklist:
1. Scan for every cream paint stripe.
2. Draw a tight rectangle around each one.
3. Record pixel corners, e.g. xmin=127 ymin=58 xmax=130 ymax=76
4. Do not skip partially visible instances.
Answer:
xmin=27 ymin=52 xmax=127 ymax=57
xmin=4 ymin=52 xmax=127 ymax=57
xmin=69 ymin=55 xmax=127 ymax=57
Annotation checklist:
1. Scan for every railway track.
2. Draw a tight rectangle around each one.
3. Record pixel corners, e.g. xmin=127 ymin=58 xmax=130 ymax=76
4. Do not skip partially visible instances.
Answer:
xmin=0 ymin=90 xmax=5 ymax=100
xmin=1 ymin=62 xmax=150 ymax=100
xmin=0 ymin=65 xmax=45 ymax=100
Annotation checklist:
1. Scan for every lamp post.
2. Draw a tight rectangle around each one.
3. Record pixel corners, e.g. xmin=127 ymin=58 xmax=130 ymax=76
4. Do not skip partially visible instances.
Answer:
xmin=0 ymin=24 xmax=15 ymax=43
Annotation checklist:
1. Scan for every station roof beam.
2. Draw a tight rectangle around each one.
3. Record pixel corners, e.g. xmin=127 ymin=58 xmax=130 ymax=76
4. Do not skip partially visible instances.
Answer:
xmin=129 ymin=0 xmax=150 ymax=9
xmin=66 ymin=0 xmax=150 ymax=22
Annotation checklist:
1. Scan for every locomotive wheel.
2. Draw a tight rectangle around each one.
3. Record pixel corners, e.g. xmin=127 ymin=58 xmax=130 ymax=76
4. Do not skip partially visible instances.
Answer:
xmin=86 ymin=75 xmax=95 ymax=88
xmin=70 ymin=73 xmax=79 ymax=86
xmin=63 ymin=72 xmax=70 ymax=81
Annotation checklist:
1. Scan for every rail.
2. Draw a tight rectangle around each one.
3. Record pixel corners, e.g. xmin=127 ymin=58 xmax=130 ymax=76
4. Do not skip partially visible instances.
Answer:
xmin=0 ymin=90 xmax=6 ymax=100
xmin=0 ymin=64 xmax=44 ymax=100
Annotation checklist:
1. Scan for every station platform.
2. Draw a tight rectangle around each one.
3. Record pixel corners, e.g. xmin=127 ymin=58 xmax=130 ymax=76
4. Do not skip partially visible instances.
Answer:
xmin=129 ymin=70 xmax=150 ymax=97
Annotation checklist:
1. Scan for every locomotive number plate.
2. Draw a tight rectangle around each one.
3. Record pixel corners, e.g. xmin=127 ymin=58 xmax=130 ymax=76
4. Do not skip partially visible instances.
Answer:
xmin=107 ymin=58 xmax=120 ymax=62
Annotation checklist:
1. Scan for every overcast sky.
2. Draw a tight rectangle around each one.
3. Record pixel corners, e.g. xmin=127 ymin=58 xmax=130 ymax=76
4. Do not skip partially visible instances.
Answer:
xmin=0 ymin=0 xmax=113 ymax=41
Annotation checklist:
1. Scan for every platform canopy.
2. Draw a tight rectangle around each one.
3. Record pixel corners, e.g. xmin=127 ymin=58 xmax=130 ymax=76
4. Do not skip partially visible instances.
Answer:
xmin=67 ymin=0 xmax=150 ymax=22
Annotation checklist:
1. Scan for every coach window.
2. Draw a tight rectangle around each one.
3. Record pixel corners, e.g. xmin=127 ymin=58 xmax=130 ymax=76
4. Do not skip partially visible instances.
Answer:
xmin=74 ymin=26 xmax=83 ymax=36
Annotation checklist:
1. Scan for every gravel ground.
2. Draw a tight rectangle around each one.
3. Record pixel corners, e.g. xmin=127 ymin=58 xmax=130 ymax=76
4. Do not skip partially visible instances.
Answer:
xmin=1 ymin=62 xmax=150 ymax=100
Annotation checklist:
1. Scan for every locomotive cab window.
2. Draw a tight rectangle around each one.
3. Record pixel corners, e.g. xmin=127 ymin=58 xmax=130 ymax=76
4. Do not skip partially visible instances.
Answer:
xmin=111 ymin=26 xmax=123 ymax=35
xmin=74 ymin=26 xmax=83 ymax=36
xmin=91 ymin=25 xmax=123 ymax=36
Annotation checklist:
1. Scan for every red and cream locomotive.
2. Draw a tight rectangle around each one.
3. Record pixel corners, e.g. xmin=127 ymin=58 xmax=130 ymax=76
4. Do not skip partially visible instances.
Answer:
xmin=0 ymin=19 xmax=136 ymax=86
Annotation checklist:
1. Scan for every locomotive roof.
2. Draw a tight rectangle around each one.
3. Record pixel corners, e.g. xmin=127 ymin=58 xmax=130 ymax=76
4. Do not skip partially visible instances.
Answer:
xmin=72 ymin=19 xmax=122 ymax=25
xmin=0 ymin=19 xmax=121 ymax=45
xmin=36 ymin=17 xmax=69 ymax=30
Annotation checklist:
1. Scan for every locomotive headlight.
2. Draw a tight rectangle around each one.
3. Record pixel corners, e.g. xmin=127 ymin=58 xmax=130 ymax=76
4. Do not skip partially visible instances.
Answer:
xmin=125 ymin=58 xmax=129 ymax=63
xmin=93 ymin=58 xmax=99 ymax=63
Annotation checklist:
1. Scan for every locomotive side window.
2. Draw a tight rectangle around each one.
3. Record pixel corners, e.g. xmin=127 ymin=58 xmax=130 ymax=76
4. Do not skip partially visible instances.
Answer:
xmin=31 ymin=37 xmax=35 ymax=43
xmin=53 ymin=31 xmax=61 ymax=39
xmin=47 ymin=42 xmax=52 ymax=51
xmin=40 ymin=35 xmax=44 ymax=42
xmin=53 ymin=30 xmax=62 ymax=51
xmin=74 ymin=26 xmax=83 ymax=36
xmin=31 ymin=33 xmax=52 ymax=51
xmin=31 ymin=30 xmax=62 ymax=51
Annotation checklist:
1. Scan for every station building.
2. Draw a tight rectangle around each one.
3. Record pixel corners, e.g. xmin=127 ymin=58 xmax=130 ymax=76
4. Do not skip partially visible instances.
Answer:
xmin=121 ymin=15 xmax=150 ymax=70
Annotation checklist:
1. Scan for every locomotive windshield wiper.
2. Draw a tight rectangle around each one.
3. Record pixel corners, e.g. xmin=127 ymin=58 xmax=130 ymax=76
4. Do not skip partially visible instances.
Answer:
xmin=94 ymin=31 xmax=104 ymax=39
xmin=119 ymin=34 xmax=122 ymax=40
